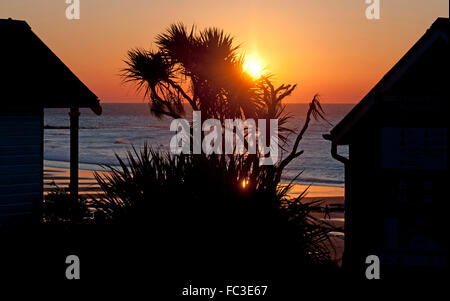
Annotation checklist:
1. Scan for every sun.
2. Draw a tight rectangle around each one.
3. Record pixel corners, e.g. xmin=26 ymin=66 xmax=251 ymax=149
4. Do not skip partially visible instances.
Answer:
xmin=243 ymin=56 xmax=264 ymax=79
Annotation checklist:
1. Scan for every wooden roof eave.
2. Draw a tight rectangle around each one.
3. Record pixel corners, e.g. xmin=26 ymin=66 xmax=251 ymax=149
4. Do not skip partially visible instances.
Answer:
xmin=1 ymin=18 xmax=102 ymax=116
xmin=325 ymin=18 xmax=449 ymax=146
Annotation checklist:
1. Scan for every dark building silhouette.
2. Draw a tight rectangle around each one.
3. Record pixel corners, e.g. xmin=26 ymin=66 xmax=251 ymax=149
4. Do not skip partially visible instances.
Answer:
xmin=324 ymin=18 xmax=449 ymax=278
xmin=0 ymin=18 xmax=101 ymax=224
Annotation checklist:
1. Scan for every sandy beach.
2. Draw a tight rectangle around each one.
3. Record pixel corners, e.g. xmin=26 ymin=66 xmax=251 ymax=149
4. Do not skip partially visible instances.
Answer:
xmin=44 ymin=166 xmax=103 ymax=195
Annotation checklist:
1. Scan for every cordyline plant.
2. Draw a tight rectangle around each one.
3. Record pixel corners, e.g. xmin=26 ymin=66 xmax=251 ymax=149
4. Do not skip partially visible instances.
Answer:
xmin=91 ymin=145 xmax=338 ymax=267
xmin=120 ymin=23 xmax=326 ymax=191
xmin=90 ymin=23 xmax=338 ymax=268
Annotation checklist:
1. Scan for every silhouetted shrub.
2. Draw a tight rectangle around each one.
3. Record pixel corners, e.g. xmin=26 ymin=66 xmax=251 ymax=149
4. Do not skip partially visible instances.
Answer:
xmin=90 ymin=146 xmax=337 ymax=273
xmin=42 ymin=187 xmax=90 ymax=224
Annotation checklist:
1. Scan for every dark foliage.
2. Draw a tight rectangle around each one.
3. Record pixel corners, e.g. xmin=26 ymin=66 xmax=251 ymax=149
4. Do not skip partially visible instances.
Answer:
xmin=91 ymin=145 xmax=337 ymax=271
xmin=42 ymin=186 xmax=90 ymax=224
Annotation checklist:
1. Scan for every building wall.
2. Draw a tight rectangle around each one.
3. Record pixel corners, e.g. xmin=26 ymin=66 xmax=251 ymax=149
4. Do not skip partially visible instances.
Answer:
xmin=341 ymin=30 xmax=450 ymax=277
xmin=343 ymin=110 xmax=383 ymax=276
xmin=0 ymin=108 xmax=43 ymax=223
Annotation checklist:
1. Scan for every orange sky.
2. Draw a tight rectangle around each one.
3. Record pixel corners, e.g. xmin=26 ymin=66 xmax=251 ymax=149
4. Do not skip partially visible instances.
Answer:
xmin=1 ymin=0 xmax=448 ymax=103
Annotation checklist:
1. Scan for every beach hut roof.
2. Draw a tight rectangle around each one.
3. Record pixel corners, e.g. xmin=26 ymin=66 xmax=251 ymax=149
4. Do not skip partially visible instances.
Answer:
xmin=0 ymin=18 xmax=101 ymax=115
xmin=326 ymin=17 xmax=449 ymax=145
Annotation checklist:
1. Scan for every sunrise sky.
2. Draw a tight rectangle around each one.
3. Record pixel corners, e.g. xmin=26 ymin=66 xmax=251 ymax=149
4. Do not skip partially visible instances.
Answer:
xmin=1 ymin=0 xmax=448 ymax=103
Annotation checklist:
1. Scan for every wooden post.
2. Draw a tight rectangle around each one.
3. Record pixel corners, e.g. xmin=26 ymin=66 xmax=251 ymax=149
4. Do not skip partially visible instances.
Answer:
xmin=69 ymin=107 xmax=80 ymax=199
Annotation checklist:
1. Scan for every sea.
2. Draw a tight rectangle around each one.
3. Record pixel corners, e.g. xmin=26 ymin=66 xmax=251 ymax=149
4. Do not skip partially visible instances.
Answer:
xmin=44 ymin=103 xmax=353 ymax=188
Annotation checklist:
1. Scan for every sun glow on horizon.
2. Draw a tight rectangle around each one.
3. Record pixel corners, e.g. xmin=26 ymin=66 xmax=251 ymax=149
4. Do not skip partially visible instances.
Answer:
xmin=243 ymin=54 xmax=264 ymax=79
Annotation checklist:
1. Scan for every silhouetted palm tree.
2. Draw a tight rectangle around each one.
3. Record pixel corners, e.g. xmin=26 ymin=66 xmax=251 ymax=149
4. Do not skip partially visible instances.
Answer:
xmin=121 ymin=23 xmax=326 ymax=175
xmin=108 ymin=24 xmax=337 ymax=270
xmin=122 ymin=23 xmax=257 ymax=121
